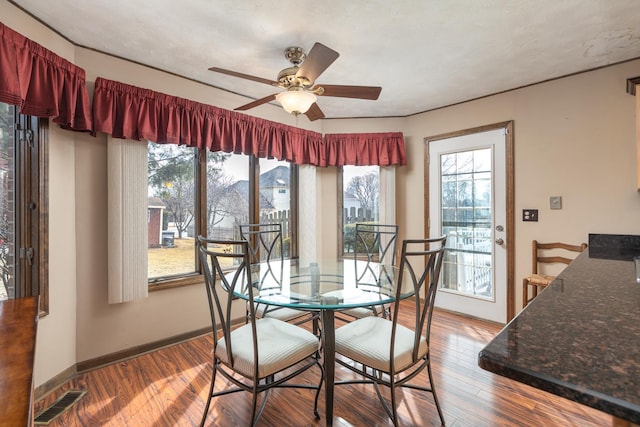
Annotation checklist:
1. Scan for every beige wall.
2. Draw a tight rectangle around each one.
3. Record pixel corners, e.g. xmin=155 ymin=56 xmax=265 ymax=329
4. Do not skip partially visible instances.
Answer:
xmin=322 ymin=60 xmax=640 ymax=319
xmin=1 ymin=1 xmax=80 ymax=390
xmin=4 ymin=0 xmax=640 ymax=389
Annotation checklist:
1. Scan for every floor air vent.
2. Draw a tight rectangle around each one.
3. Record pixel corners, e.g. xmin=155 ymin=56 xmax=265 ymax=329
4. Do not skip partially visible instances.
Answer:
xmin=34 ymin=390 xmax=86 ymax=425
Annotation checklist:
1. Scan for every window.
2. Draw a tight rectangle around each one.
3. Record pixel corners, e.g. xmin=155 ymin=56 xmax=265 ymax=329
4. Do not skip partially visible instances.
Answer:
xmin=147 ymin=144 xmax=298 ymax=285
xmin=206 ymin=152 xmax=249 ymax=239
xmin=0 ymin=102 xmax=48 ymax=311
xmin=339 ymin=165 xmax=381 ymax=257
xmin=258 ymin=158 xmax=295 ymax=258
xmin=147 ymin=143 xmax=196 ymax=280
xmin=439 ymin=148 xmax=493 ymax=297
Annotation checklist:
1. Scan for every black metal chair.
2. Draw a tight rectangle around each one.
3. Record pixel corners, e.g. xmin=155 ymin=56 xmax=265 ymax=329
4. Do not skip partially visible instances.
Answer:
xmin=354 ymin=223 xmax=399 ymax=266
xmin=334 ymin=236 xmax=447 ymax=426
xmin=341 ymin=223 xmax=399 ymax=320
xmin=197 ymin=236 xmax=323 ymax=426
xmin=238 ymin=223 xmax=315 ymax=325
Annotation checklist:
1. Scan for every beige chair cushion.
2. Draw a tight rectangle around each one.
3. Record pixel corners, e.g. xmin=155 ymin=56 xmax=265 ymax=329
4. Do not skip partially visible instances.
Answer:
xmin=335 ymin=316 xmax=427 ymax=372
xmin=322 ymin=289 xmax=383 ymax=319
xmin=338 ymin=306 xmax=376 ymax=319
xmin=255 ymin=303 xmax=310 ymax=322
xmin=216 ymin=317 xmax=318 ymax=378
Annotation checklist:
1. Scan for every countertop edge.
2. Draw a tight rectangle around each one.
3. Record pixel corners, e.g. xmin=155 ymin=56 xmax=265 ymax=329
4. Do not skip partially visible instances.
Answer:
xmin=478 ymin=349 xmax=640 ymax=424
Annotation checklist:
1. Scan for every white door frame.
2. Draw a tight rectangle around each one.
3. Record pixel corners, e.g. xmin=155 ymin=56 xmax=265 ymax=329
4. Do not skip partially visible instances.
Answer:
xmin=424 ymin=121 xmax=515 ymax=322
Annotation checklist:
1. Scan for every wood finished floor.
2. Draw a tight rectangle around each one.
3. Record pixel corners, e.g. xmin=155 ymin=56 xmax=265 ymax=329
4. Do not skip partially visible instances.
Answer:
xmin=34 ymin=304 xmax=612 ymax=426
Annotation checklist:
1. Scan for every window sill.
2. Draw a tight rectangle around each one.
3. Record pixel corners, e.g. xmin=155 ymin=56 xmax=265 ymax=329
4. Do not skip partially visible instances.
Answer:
xmin=148 ymin=274 xmax=204 ymax=292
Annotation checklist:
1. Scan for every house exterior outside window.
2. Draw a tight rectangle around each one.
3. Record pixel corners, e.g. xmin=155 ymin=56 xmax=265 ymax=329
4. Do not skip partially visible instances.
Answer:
xmin=147 ymin=146 xmax=298 ymax=284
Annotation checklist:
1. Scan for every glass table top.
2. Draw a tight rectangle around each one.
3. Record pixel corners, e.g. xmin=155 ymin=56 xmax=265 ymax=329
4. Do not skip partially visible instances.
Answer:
xmin=231 ymin=259 xmax=412 ymax=310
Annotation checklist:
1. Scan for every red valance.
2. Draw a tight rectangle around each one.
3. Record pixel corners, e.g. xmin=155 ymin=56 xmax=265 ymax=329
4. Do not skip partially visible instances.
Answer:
xmin=92 ymin=77 xmax=326 ymax=165
xmin=324 ymin=132 xmax=406 ymax=166
xmin=0 ymin=22 xmax=92 ymax=131
xmin=92 ymin=77 xmax=405 ymax=167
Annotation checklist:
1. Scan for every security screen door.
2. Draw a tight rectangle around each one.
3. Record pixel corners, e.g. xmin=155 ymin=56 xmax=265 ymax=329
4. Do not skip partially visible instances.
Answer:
xmin=428 ymin=126 xmax=508 ymax=323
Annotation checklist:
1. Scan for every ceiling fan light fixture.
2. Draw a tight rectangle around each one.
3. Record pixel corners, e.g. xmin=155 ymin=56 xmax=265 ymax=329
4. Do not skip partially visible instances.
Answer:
xmin=276 ymin=90 xmax=317 ymax=115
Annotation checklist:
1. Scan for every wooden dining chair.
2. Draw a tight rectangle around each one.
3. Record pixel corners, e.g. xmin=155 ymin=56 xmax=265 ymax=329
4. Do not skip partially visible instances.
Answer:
xmin=238 ymin=223 xmax=313 ymax=325
xmin=522 ymin=240 xmax=587 ymax=307
xmin=196 ymin=236 xmax=323 ymax=426
xmin=334 ymin=236 xmax=447 ymax=426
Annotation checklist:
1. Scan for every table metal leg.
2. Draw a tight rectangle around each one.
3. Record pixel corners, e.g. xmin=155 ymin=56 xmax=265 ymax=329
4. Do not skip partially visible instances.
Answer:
xmin=321 ymin=309 xmax=335 ymax=426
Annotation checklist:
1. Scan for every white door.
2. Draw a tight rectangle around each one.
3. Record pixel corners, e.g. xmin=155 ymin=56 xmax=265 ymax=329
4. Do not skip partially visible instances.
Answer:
xmin=428 ymin=127 xmax=508 ymax=323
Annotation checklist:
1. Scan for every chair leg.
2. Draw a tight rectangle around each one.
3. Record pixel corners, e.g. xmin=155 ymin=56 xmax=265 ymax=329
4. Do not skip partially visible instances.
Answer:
xmin=389 ymin=376 xmax=399 ymax=427
xmin=372 ymin=380 xmax=394 ymax=422
xmin=313 ymin=315 xmax=320 ymax=337
xmin=427 ymin=357 xmax=446 ymax=426
xmin=253 ymin=389 xmax=271 ymax=425
xmin=522 ymin=278 xmax=530 ymax=308
xmin=249 ymin=381 xmax=260 ymax=426
xmin=313 ymin=360 xmax=324 ymax=419
xmin=383 ymin=304 xmax=391 ymax=319
xmin=200 ymin=364 xmax=218 ymax=427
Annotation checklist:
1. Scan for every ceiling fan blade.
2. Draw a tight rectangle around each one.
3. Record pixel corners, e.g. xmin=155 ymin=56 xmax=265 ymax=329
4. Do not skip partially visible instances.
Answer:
xmin=315 ymin=84 xmax=382 ymax=100
xmin=234 ymin=94 xmax=277 ymax=111
xmin=209 ymin=67 xmax=278 ymax=86
xmin=296 ymin=43 xmax=339 ymax=84
xmin=304 ymin=103 xmax=325 ymax=121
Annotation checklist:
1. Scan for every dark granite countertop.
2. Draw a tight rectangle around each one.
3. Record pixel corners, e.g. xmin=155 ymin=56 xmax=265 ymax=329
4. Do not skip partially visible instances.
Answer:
xmin=478 ymin=248 xmax=640 ymax=424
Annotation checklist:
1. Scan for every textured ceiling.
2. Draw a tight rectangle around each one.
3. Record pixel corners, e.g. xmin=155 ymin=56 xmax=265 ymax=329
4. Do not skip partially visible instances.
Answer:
xmin=11 ymin=0 xmax=640 ymax=119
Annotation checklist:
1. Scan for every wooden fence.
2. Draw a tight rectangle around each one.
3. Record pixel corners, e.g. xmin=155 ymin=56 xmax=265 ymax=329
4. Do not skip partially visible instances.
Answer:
xmin=343 ymin=207 xmax=375 ymax=225
xmin=260 ymin=210 xmax=290 ymax=239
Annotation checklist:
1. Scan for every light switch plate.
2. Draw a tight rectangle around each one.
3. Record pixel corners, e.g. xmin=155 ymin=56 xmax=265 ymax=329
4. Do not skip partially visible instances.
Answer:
xmin=550 ymin=196 xmax=562 ymax=210
xmin=523 ymin=209 xmax=538 ymax=222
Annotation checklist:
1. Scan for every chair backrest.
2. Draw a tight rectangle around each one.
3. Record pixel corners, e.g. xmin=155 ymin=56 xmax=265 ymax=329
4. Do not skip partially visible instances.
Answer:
xmin=197 ymin=236 xmax=255 ymax=365
xmin=239 ymin=223 xmax=284 ymax=264
xmin=392 ymin=236 xmax=447 ymax=354
xmin=354 ymin=223 xmax=399 ymax=266
xmin=532 ymin=240 xmax=587 ymax=274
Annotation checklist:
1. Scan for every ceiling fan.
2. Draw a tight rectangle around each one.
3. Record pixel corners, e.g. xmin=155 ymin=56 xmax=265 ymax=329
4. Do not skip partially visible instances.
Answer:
xmin=209 ymin=43 xmax=381 ymax=121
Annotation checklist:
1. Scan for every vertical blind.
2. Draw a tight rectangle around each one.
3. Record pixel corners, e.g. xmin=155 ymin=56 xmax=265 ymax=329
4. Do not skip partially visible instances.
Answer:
xmin=107 ymin=137 xmax=149 ymax=303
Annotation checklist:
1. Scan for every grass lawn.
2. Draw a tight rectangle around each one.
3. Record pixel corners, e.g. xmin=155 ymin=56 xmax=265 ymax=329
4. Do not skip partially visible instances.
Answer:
xmin=148 ymin=237 xmax=234 ymax=278
xmin=148 ymin=237 xmax=196 ymax=278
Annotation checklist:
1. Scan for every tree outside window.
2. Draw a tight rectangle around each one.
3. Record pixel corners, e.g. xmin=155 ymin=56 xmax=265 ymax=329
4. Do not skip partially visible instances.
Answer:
xmin=147 ymin=144 xmax=297 ymax=283
xmin=341 ymin=165 xmax=380 ymax=256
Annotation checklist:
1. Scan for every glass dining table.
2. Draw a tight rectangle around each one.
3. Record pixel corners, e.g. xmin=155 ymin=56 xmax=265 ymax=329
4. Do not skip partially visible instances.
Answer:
xmin=231 ymin=258 xmax=413 ymax=426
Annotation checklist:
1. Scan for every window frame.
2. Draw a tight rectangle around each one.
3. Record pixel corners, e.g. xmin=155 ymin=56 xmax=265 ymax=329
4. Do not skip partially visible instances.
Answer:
xmin=148 ymin=148 xmax=298 ymax=290
xmin=338 ymin=165 xmax=395 ymax=260
xmin=0 ymin=104 xmax=48 ymax=314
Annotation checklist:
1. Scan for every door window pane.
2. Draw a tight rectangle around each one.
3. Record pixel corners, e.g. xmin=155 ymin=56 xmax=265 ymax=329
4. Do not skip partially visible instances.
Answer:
xmin=440 ymin=148 xmax=493 ymax=298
